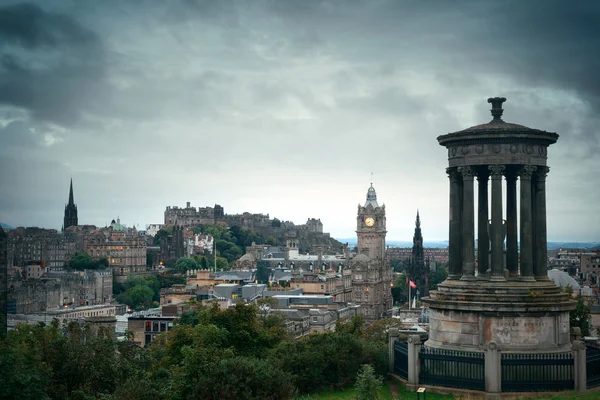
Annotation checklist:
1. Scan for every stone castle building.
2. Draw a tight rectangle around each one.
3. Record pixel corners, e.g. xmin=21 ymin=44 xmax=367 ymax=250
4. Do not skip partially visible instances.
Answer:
xmin=164 ymin=202 xmax=221 ymax=226
xmin=63 ymin=179 xmax=78 ymax=231
xmin=352 ymin=184 xmax=393 ymax=319
xmin=162 ymin=201 xmax=341 ymax=254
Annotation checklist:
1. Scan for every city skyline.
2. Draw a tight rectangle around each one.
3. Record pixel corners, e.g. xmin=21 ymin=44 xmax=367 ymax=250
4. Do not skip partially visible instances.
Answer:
xmin=1 ymin=1 xmax=599 ymax=241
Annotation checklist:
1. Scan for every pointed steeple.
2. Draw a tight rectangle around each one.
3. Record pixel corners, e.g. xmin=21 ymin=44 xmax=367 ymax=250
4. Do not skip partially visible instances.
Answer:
xmin=63 ymin=178 xmax=78 ymax=231
xmin=413 ymin=210 xmax=423 ymax=246
xmin=68 ymin=178 xmax=74 ymax=205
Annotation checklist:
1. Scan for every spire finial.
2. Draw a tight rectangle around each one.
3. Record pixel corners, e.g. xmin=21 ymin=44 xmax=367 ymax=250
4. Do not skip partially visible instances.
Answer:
xmin=416 ymin=209 xmax=421 ymax=227
xmin=370 ymin=172 xmax=373 ymax=187
xmin=487 ymin=97 xmax=506 ymax=120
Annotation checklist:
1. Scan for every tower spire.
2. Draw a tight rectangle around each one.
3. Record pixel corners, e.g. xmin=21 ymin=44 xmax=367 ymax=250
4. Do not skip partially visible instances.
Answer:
xmin=68 ymin=178 xmax=74 ymax=205
xmin=63 ymin=178 xmax=78 ymax=231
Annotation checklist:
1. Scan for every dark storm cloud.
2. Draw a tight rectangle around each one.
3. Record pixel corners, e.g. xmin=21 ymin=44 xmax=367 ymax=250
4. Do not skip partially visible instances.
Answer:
xmin=0 ymin=2 xmax=109 ymax=126
xmin=0 ymin=2 xmax=98 ymax=48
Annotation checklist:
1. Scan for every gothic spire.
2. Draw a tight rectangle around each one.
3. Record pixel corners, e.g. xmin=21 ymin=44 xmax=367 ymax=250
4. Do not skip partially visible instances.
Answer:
xmin=63 ymin=178 xmax=78 ymax=231
xmin=68 ymin=178 xmax=74 ymax=205
xmin=413 ymin=210 xmax=423 ymax=245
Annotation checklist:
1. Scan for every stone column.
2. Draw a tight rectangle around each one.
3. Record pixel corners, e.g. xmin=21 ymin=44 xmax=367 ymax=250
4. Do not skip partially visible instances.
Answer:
xmin=407 ymin=334 xmax=422 ymax=391
xmin=447 ymin=167 xmax=462 ymax=280
xmin=484 ymin=342 xmax=501 ymax=395
xmin=519 ymin=165 xmax=536 ymax=280
xmin=505 ymin=170 xmax=518 ymax=277
xmin=388 ymin=328 xmax=399 ymax=374
xmin=572 ymin=340 xmax=587 ymax=391
xmin=477 ymin=169 xmax=489 ymax=277
xmin=489 ymin=165 xmax=506 ymax=281
xmin=458 ymin=166 xmax=475 ymax=280
xmin=534 ymin=167 xmax=550 ymax=280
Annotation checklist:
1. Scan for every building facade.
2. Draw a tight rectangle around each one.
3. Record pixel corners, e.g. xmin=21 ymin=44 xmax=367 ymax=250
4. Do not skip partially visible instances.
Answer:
xmin=83 ymin=220 xmax=146 ymax=282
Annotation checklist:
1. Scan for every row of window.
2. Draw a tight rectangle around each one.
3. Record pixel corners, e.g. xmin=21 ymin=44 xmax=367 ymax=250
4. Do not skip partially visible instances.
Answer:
xmin=145 ymin=321 xmax=173 ymax=333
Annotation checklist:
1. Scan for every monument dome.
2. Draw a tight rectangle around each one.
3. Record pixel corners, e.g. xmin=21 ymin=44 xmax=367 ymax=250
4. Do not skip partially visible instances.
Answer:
xmin=548 ymin=268 xmax=581 ymax=290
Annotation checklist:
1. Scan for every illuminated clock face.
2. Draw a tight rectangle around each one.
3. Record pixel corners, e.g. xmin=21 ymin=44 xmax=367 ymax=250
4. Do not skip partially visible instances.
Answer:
xmin=365 ymin=217 xmax=375 ymax=227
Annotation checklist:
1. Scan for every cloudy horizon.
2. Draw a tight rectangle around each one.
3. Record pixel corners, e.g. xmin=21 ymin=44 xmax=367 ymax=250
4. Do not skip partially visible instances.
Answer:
xmin=1 ymin=0 xmax=599 ymax=242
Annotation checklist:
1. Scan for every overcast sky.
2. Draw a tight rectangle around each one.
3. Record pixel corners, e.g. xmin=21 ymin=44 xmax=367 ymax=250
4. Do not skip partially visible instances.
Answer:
xmin=0 ymin=0 xmax=599 ymax=242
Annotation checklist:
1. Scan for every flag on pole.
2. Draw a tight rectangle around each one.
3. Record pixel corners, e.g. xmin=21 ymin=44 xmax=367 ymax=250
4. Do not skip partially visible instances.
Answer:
xmin=409 ymin=280 xmax=417 ymax=289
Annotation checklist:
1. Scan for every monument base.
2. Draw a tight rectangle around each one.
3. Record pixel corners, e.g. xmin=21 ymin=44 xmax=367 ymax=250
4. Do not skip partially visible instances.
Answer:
xmin=423 ymin=278 xmax=576 ymax=352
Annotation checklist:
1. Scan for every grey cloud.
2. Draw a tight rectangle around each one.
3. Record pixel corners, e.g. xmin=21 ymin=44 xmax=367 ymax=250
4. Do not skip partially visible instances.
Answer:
xmin=0 ymin=2 xmax=98 ymax=49
xmin=1 ymin=0 xmax=598 ymax=240
xmin=0 ymin=2 xmax=109 ymax=126
xmin=0 ymin=119 xmax=37 ymax=148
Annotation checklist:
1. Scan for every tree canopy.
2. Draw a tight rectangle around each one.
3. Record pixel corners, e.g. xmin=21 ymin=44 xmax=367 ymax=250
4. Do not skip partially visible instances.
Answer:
xmin=0 ymin=303 xmax=389 ymax=399
xmin=69 ymin=252 xmax=109 ymax=270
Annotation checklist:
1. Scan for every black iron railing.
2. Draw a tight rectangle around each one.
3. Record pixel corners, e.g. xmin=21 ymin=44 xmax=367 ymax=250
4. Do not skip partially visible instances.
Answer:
xmin=394 ymin=341 xmax=409 ymax=379
xmin=419 ymin=346 xmax=485 ymax=391
xmin=587 ymin=342 xmax=600 ymax=389
xmin=501 ymin=352 xmax=574 ymax=392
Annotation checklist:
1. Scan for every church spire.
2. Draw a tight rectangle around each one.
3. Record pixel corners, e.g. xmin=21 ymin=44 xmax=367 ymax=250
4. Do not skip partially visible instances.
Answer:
xmin=68 ymin=178 xmax=74 ymax=205
xmin=63 ymin=178 xmax=78 ymax=231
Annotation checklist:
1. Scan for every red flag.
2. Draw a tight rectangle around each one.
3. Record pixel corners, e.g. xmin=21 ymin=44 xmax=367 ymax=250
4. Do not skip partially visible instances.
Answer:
xmin=409 ymin=280 xmax=417 ymax=289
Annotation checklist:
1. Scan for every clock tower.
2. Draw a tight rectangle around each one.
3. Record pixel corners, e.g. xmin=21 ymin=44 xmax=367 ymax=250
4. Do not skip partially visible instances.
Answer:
xmin=352 ymin=184 xmax=392 ymax=319
xmin=356 ymin=184 xmax=386 ymax=261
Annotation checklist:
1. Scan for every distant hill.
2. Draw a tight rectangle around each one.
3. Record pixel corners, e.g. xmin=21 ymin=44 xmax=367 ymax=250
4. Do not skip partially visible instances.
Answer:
xmin=547 ymin=242 xmax=600 ymax=250
xmin=337 ymin=238 xmax=448 ymax=248
xmin=337 ymin=238 xmax=600 ymax=250
xmin=0 ymin=222 xmax=14 ymax=230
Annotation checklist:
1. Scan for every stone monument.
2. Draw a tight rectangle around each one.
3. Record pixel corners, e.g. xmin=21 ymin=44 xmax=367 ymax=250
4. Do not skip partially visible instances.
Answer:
xmin=424 ymin=97 xmax=576 ymax=352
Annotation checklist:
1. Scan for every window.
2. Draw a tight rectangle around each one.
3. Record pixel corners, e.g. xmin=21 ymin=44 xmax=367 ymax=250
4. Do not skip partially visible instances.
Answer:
xmin=312 ymin=317 xmax=318 ymax=323
xmin=145 ymin=334 xmax=152 ymax=346
xmin=145 ymin=321 xmax=151 ymax=332
xmin=152 ymin=321 xmax=159 ymax=332
xmin=320 ymin=284 xmax=324 ymax=290
xmin=160 ymin=322 xmax=166 ymax=332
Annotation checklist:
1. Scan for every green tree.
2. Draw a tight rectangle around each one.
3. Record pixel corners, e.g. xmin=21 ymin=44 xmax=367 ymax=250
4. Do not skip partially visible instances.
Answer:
xmin=69 ymin=252 xmax=94 ymax=270
xmin=391 ymin=272 xmax=407 ymax=306
xmin=266 ymin=235 xmax=276 ymax=246
xmin=200 ymin=257 xmax=209 ymax=270
xmin=117 ymin=285 xmax=154 ymax=309
xmin=174 ymin=257 xmax=198 ymax=272
xmin=570 ymin=295 xmax=592 ymax=336
xmin=69 ymin=252 xmax=107 ymax=270
xmin=354 ymin=364 xmax=383 ymax=400
xmin=153 ymin=225 xmax=173 ymax=245
xmin=271 ymin=218 xmax=281 ymax=228
xmin=215 ymin=240 xmax=243 ymax=263
xmin=429 ymin=266 xmax=448 ymax=290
